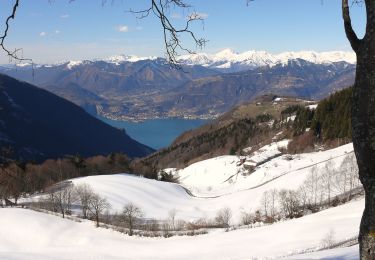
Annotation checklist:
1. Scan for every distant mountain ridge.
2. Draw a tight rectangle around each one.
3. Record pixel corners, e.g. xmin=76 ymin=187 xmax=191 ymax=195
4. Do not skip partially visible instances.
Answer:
xmin=0 ymin=74 xmax=154 ymax=162
xmin=0 ymin=50 xmax=355 ymax=121
xmin=177 ymin=49 xmax=356 ymax=72
xmin=148 ymin=60 xmax=355 ymax=117
xmin=4 ymin=49 xmax=355 ymax=73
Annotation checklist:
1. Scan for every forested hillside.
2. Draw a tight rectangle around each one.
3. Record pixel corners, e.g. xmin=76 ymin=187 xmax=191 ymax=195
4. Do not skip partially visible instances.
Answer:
xmin=291 ymin=87 xmax=352 ymax=141
xmin=0 ymin=74 xmax=153 ymax=162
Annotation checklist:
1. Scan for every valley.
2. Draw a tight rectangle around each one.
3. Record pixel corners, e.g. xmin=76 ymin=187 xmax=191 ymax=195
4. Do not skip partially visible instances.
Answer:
xmin=0 ymin=0 xmax=372 ymax=258
xmin=0 ymin=62 xmax=361 ymax=259
xmin=0 ymin=50 xmax=355 ymax=122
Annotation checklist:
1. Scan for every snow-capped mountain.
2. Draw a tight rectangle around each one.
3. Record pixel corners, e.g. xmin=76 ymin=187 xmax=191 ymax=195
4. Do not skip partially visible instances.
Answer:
xmin=6 ymin=49 xmax=355 ymax=72
xmin=177 ymin=49 xmax=356 ymax=72
xmin=104 ymin=54 xmax=158 ymax=65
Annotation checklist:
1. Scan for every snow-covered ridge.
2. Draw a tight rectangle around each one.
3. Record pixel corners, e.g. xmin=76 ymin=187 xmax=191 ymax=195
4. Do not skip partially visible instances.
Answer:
xmin=7 ymin=55 xmax=158 ymax=70
xmin=177 ymin=49 xmax=356 ymax=69
xmin=104 ymin=54 xmax=158 ymax=65
xmin=7 ymin=49 xmax=356 ymax=71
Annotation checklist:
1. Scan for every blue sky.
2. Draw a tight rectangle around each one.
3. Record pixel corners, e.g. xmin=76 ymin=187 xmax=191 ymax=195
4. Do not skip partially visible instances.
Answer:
xmin=0 ymin=0 xmax=366 ymax=63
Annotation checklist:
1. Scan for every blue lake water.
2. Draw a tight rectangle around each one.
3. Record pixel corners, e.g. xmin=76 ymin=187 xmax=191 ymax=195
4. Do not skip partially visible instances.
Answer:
xmin=98 ymin=117 xmax=209 ymax=150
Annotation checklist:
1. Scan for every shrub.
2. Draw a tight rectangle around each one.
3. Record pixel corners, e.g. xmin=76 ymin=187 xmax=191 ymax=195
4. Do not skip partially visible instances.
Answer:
xmin=287 ymin=131 xmax=315 ymax=154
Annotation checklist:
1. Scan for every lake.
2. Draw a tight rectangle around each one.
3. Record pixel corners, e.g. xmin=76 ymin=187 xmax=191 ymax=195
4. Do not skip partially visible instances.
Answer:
xmin=98 ymin=117 xmax=209 ymax=150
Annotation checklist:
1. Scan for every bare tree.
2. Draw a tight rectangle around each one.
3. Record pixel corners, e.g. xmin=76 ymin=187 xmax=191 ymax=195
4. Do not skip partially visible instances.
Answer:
xmin=168 ymin=208 xmax=177 ymax=231
xmin=260 ymin=189 xmax=278 ymax=222
xmin=52 ymin=184 xmax=77 ymax=218
xmin=0 ymin=162 xmax=25 ymax=205
xmin=346 ymin=154 xmax=361 ymax=200
xmin=121 ymin=202 xmax=143 ymax=236
xmin=334 ymin=158 xmax=350 ymax=196
xmin=301 ymin=166 xmax=321 ymax=208
xmin=297 ymin=184 xmax=309 ymax=211
xmin=320 ymin=229 xmax=336 ymax=248
xmin=260 ymin=190 xmax=271 ymax=219
xmin=75 ymin=183 xmax=94 ymax=219
xmin=321 ymin=160 xmax=336 ymax=206
xmin=336 ymin=153 xmax=361 ymax=201
xmin=89 ymin=192 xmax=111 ymax=227
xmin=241 ymin=211 xmax=255 ymax=226
xmin=278 ymin=189 xmax=300 ymax=219
xmin=215 ymin=207 xmax=232 ymax=231
xmin=44 ymin=192 xmax=58 ymax=212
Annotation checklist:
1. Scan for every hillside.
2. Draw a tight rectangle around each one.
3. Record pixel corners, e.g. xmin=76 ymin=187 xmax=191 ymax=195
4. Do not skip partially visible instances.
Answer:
xmin=5 ymin=142 xmax=362 ymax=259
xmin=143 ymin=85 xmax=356 ymax=171
xmin=141 ymin=95 xmax=314 ymax=169
xmin=156 ymin=60 xmax=354 ymax=117
xmin=0 ymin=74 xmax=153 ymax=162
xmin=25 ymin=142 xmax=356 ymax=221
xmin=0 ymin=201 xmax=361 ymax=259
xmin=0 ymin=60 xmax=219 ymax=121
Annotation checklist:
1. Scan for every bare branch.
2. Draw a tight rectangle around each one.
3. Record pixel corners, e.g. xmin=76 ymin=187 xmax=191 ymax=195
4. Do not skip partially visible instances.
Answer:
xmin=130 ymin=0 xmax=207 ymax=68
xmin=342 ymin=0 xmax=361 ymax=52
xmin=0 ymin=0 xmax=33 ymax=65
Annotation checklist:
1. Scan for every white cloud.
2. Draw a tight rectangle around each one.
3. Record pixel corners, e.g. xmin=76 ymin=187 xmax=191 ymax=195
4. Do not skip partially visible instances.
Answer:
xmin=55 ymin=30 xmax=61 ymax=34
xmin=60 ymin=14 xmax=69 ymax=19
xmin=39 ymin=32 xmax=47 ymax=37
xmin=116 ymin=25 xmax=129 ymax=32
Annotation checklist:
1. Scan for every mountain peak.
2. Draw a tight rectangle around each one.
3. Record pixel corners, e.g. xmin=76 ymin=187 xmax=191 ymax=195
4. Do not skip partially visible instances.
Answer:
xmin=215 ymin=48 xmax=237 ymax=58
xmin=105 ymin=54 xmax=157 ymax=64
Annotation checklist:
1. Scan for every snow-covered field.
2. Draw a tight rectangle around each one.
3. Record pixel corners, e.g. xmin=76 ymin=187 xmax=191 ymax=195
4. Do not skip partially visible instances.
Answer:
xmin=24 ymin=142 xmax=356 ymax=224
xmin=0 ymin=199 xmax=362 ymax=260
xmin=5 ymin=142 xmax=362 ymax=259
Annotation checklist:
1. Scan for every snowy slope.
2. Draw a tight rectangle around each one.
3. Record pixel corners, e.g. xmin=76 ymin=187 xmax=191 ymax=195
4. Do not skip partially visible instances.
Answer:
xmin=168 ymin=142 xmax=354 ymax=197
xmin=5 ymin=142 xmax=363 ymax=259
xmin=0 ymin=199 xmax=362 ymax=259
xmin=284 ymin=245 xmax=358 ymax=260
xmin=19 ymin=142 xmax=355 ymax=225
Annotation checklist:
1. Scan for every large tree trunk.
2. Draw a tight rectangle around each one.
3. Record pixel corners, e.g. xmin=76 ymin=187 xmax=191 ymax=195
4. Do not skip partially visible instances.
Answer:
xmin=354 ymin=50 xmax=375 ymax=259
xmin=343 ymin=0 xmax=375 ymax=258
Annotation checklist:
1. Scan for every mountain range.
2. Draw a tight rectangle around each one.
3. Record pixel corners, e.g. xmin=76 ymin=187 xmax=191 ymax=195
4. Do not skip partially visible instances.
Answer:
xmin=177 ymin=49 xmax=356 ymax=72
xmin=8 ymin=49 xmax=355 ymax=72
xmin=0 ymin=49 xmax=356 ymax=121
